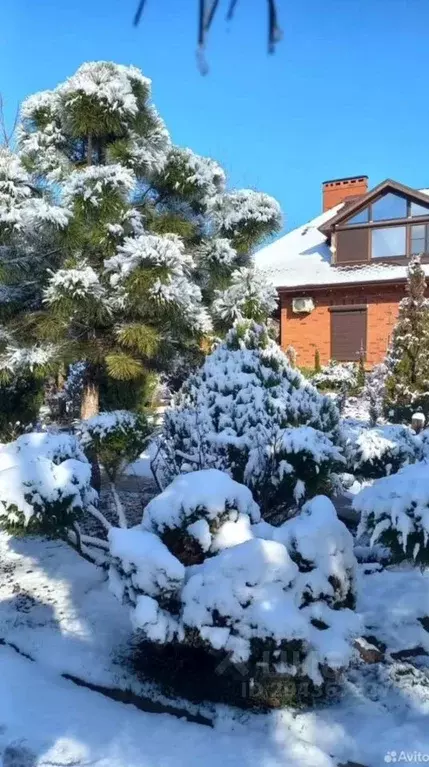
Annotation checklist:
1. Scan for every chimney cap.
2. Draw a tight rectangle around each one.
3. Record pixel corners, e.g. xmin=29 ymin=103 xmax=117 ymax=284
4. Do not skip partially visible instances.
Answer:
xmin=322 ymin=175 xmax=368 ymax=186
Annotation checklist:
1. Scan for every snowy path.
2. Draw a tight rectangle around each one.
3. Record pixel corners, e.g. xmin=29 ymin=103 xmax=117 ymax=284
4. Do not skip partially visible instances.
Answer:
xmin=0 ymin=646 xmax=328 ymax=767
xmin=1 ymin=532 xmax=429 ymax=767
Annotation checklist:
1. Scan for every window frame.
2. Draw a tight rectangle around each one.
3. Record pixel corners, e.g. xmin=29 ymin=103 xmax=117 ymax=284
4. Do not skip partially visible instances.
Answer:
xmin=335 ymin=193 xmax=429 ymax=263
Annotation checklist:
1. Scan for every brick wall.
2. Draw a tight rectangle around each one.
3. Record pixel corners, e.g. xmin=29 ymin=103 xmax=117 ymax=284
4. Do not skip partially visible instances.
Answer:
xmin=280 ymin=284 xmax=404 ymax=368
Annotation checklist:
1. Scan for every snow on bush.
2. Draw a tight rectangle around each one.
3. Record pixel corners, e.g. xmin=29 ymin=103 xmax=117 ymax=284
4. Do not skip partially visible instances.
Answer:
xmin=157 ymin=146 xmax=226 ymax=203
xmin=342 ymin=421 xmax=421 ymax=479
xmin=210 ymin=190 xmax=282 ymax=245
xmin=212 ymin=267 xmax=278 ymax=326
xmin=109 ymin=478 xmax=359 ymax=708
xmin=142 ymin=469 xmax=260 ymax=564
xmin=0 ymin=431 xmax=97 ymax=536
xmin=159 ymin=321 xmax=342 ymax=521
xmin=355 ymin=461 xmax=429 ymax=564
xmin=312 ymin=362 xmax=358 ymax=391
xmin=77 ymin=409 xmax=150 ymax=481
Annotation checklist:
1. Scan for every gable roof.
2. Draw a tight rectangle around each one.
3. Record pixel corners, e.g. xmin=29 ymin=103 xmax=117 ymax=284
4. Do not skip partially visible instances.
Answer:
xmin=254 ymin=182 xmax=429 ymax=290
xmin=319 ymin=179 xmax=429 ymax=233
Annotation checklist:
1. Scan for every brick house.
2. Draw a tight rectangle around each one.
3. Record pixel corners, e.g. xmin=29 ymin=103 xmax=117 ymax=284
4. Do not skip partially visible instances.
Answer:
xmin=255 ymin=176 xmax=429 ymax=368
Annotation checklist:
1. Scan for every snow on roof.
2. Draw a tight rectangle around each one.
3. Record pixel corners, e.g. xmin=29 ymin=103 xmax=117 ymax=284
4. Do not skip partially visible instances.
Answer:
xmin=255 ymin=191 xmax=429 ymax=289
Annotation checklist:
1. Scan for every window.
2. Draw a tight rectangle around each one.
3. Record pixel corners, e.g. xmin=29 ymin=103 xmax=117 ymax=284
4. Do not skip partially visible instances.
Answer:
xmin=331 ymin=307 xmax=367 ymax=362
xmin=371 ymin=226 xmax=406 ymax=258
xmin=411 ymin=202 xmax=429 ymax=217
xmin=345 ymin=207 xmax=370 ymax=225
xmin=410 ymin=223 xmax=429 ymax=255
xmin=372 ymin=193 xmax=407 ymax=221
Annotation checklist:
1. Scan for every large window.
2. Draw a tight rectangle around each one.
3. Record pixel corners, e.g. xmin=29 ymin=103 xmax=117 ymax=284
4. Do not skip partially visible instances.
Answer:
xmin=371 ymin=226 xmax=406 ymax=258
xmin=342 ymin=193 xmax=429 ymax=227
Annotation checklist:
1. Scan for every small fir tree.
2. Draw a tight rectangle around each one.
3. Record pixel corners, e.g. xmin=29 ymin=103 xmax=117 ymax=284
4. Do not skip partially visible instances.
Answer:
xmin=384 ymin=256 xmax=429 ymax=421
xmin=314 ymin=348 xmax=321 ymax=373
xmin=355 ymin=349 xmax=366 ymax=391
xmin=158 ymin=321 xmax=342 ymax=521
xmin=0 ymin=62 xmax=281 ymax=418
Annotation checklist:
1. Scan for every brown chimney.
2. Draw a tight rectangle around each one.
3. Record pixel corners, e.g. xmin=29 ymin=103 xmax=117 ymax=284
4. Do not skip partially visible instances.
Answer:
xmin=322 ymin=175 xmax=368 ymax=212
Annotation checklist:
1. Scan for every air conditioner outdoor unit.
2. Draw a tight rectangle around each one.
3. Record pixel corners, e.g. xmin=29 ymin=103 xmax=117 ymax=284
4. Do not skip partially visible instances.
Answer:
xmin=292 ymin=297 xmax=315 ymax=314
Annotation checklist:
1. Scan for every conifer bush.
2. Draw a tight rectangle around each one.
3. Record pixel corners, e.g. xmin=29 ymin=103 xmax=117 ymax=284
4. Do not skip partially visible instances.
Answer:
xmin=384 ymin=256 xmax=429 ymax=422
xmin=0 ymin=432 xmax=97 ymax=540
xmin=109 ymin=472 xmax=359 ymax=708
xmin=355 ymin=461 xmax=429 ymax=565
xmin=343 ymin=422 xmax=421 ymax=479
xmin=158 ymin=321 xmax=343 ymax=521
xmin=77 ymin=409 xmax=150 ymax=482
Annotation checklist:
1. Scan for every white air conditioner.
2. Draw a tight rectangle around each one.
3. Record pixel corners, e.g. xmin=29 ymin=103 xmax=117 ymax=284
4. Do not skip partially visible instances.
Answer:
xmin=292 ymin=297 xmax=315 ymax=314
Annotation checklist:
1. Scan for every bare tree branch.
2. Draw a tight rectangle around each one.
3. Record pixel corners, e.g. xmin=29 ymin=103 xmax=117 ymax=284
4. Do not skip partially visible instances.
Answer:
xmin=0 ymin=95 xmax=19 ymax=149
xmin=133 ymin=1 xmax=282 ymax=74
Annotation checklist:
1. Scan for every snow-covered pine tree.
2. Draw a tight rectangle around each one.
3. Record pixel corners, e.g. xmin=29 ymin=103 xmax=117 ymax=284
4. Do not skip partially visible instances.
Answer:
xmin=0 ymin=148 xmax=69 ymax=434
xmin=384 ymin=256 xmax=429 ymax=421
xmin=158 ymin=321 xmax=343 ymax=521
xmin=1 ymin=62 xmax=281 ymax=418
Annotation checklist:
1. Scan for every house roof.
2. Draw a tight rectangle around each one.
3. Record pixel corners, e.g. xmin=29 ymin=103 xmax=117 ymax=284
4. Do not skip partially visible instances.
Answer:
xmin=319 ymin=179 xmax=429 ymax=232
xmin=254 ymin=183 xmax=429 ymax=290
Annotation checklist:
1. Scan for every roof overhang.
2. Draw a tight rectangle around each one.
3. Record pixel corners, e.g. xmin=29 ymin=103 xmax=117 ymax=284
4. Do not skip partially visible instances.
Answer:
xmin=277 ymin=276 xmax=407 ymax=293
xmin=319 ymin=179 xmax=429 ymax=235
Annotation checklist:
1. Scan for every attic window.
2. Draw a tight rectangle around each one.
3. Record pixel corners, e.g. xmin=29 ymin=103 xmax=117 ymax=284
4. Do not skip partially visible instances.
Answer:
xmin=411 ymin=202 xmax=429 ymax=217
xmin=346 ymin=207 xmax=370 ymax=225
xmin=372 ymin=193 xmax=407 ymax=221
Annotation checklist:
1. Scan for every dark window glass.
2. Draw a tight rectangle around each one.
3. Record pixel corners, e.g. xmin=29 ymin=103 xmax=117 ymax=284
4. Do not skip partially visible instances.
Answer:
xmin=371 ymin=226 xmax=406 ymax=258
xmin=411 ymin=202 xmax=429 ymax=218
xmin=345 ymin=207 xmax=370 ymax=225
xmin=372 ymin=193 xmax=407 ymax=221
xmin=411 ymin=224 xmax=428 ymax=255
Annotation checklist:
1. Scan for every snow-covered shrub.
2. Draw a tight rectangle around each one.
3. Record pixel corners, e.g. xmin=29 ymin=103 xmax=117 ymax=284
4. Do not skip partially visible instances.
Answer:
xmin=142 ymin=469 xmax=260 ymax=564
xmin=0 ymin=432 xmax=97 ymax=536
xmin=364 ymin=362 xmax=387 ymax=426
xmin=355 ymin=461 xmax=429 ymax=564
xmin=312 ymin=361 xmax=358 ymax=392
xmin=77 ymin=409 xmax=150 ymax=481
xmin=158 ymin=321 xmax=342 ymax=521
xmin=109 ymin=481 xmax=359 ymax=708
xmin=342 ymin=421 xmax=421 ymax=479
xmin=244 ymin=426 xmax=344 ymax=517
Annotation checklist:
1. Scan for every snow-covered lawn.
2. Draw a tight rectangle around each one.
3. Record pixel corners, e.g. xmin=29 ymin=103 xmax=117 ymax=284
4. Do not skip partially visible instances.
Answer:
xmin=0 ymin=531 xmax=428 ymax=766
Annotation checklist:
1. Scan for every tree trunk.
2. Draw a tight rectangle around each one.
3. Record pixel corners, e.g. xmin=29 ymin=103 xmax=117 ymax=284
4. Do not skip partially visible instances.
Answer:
xmin=80 ymin=380 xmax=99 ymax=420
xmin=80 ymin=368 xmax=101 ymax=493
xmin=87 ymin=133 xmax=93 ymax=166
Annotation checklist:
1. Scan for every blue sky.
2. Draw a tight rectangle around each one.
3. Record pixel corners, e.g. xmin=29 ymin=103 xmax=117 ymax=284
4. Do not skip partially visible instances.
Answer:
xmin=1 ymin=0 xmax=428 ymax=234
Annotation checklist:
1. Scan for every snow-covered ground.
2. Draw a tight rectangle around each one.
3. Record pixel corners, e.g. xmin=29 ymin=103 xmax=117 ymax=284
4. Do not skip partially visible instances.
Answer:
xmin=0 ymin=531 xmax=428 ymax=767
